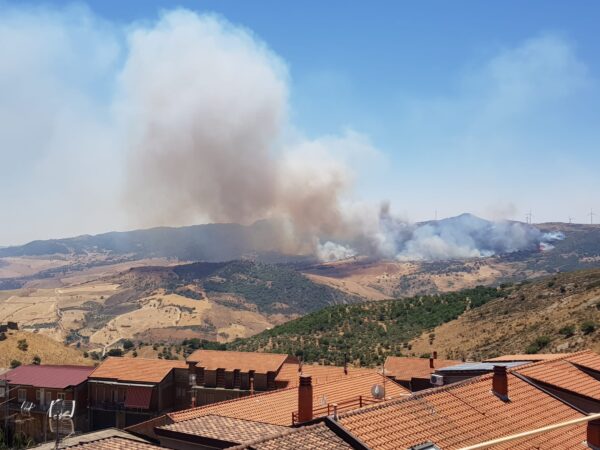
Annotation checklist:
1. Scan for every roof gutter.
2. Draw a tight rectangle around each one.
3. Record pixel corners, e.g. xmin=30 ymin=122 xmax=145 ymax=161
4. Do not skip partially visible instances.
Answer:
xmin=88 ymin=380 xmax=155 ymax=388
xmin=458 ymin=412 xmax=600 ymax=450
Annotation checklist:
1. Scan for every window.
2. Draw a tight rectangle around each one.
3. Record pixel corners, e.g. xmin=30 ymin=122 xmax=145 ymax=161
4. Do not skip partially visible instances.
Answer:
xmin=36 ymin=390 xmax=41 ymax=401
xmin=18 ymin=389 xmax=26 ymax=402
xmin=57 ymin=393 xmax=65 ymax=400
xmin=46 ymin=391 xmax=52 ymax=404
xmin=176 ymin=387 xmax=187 ymax=399
xmin=0 ymin=387 xmax=5 ymax=398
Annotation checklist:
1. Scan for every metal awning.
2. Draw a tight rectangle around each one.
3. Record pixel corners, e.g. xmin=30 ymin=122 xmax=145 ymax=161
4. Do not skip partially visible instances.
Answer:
xmin=124 ymin=386 xmax=153 ymax=409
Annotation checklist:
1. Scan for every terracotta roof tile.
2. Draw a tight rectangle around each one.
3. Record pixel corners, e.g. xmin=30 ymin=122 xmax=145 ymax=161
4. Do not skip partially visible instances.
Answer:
xmin=487 ymin=422 xmax=588 ymax=450
xmin=566 ymin=350 xmax=600 ymax=372
xmin=187 ymin=350 xmax=287 ymax=373
xmin=384 ymin=356 xmax=462 ymax=382
xmin=485 ymin=354 xmax=568 ymax=362
xmin=276 ymin=363 xmax=377 ymax=388
xmin=90 ymin=357 xmax=187 ymax=384
xmin=229 ymin=422 xmax=353 ymax=450
xmin=515 ymin=350 xmax=600 ymax=401
xmin=63 ymin=436 xmax=162 ymax=449
xmin=157 ymin=415 xmax=288 ymax=444
xmin=339 ymin=372 xmax=584 ymax=450
xmin=169 ymin=372 xmax=409 ymax=426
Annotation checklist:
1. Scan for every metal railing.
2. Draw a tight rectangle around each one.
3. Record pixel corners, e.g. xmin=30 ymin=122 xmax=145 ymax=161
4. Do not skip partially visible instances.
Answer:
xmin=292 ymin=395 xmax=382 ymax=424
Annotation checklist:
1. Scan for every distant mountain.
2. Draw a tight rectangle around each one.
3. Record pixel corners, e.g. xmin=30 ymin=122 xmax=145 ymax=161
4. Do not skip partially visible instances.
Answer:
xmin=0 ymin=220 xmax=310 ymax=262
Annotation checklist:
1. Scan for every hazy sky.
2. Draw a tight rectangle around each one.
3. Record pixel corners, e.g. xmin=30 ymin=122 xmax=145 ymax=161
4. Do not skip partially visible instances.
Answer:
xmin=1 ymin=1 xmax=599 ymax=246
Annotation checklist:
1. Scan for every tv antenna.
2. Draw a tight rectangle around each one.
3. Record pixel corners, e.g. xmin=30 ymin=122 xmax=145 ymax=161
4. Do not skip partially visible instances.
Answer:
xmin=568 ymin=216 xmax=573 ymax=224
xmin=525 ymin=210 xmax=532 ymax=225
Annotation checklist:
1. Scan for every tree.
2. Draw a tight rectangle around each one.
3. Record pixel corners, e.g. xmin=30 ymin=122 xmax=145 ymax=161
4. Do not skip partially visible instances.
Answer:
xmin=581 ymin=321 xmax=596 ymax=335
xmin=122 ymin=339 xmax=134 ymax=350
xmin=17 ymin=339 xmax=28 ymax=351
xmin=107 ymin=348 xmax=123 ymax=357
xmin=32 ymin=355 xmax=41 ymax=365
xmin=10 ymin=359 xmax=21 ymax=368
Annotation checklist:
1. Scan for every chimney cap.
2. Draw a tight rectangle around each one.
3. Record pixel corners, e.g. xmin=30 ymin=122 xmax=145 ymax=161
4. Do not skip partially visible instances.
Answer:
xmin=299 ymin=374 xmax=312 ymax=386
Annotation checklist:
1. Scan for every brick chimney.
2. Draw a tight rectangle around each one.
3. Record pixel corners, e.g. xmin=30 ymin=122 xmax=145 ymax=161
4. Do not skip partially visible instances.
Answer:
xmin=429 ymin=356 xmax=435 ymax=369
xmin=588 ymin=419 xmax=600 ymax=449
xmin=433 ymin=351 xmax=438 ymax=360
xmin=297 ymin=375 xmax=313 ymax=423
xmin=492 ymin=365 xmax=509 ymax=401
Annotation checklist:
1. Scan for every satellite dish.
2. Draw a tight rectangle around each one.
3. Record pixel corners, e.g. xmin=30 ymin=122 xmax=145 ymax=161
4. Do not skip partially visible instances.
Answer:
xmin=371 ymin=384 xmax=385 ymax=399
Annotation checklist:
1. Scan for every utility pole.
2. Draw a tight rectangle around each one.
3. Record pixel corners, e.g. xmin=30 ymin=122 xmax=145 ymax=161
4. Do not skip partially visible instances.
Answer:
xmin=568 ymin=216 xmax=572 ymax=224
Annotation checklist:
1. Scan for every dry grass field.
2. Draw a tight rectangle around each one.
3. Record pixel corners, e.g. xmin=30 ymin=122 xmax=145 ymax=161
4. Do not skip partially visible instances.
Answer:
xmin=0 ymin=330 xmax=92 ymax=368
xmin=408 ymin=269 xmax=600 ymax=360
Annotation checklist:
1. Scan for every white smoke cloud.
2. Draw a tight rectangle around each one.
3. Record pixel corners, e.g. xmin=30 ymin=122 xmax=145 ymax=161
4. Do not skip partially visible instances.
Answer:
xmin=0 ymin=6 xmax=573 ymax=262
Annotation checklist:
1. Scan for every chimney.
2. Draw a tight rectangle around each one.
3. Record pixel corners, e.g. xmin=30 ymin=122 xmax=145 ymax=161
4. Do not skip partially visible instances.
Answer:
xmin=429 ymin=356 xmax=435 ymax=369
xmin=433 ymin=351 xmax=438 ymax=360
xmin=297 ymin=375 xmax=313 ymax=423
xmin=588 ymin=419 xmax=600 ymax=449
xmin=344 ymin=353 xmax=348 ymax=375
xmin=492 ymin=365 xmax=509 ymax=400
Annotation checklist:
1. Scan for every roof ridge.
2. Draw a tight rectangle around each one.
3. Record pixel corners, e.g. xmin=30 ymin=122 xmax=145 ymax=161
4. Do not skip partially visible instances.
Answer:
xmin=63 ymin=435 xmax=153 ymax=448
xmin=227 ymin=422 xmax=326 ymax=449
xmin=507 ymin=349 xmax=594 ymax=373
xmin=166 ymin=413 xmax=289 ymax=428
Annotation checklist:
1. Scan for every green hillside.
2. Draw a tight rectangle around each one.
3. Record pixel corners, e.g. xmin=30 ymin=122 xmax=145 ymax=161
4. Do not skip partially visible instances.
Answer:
xmin=228 ymin=285 xmax=503 ymax=366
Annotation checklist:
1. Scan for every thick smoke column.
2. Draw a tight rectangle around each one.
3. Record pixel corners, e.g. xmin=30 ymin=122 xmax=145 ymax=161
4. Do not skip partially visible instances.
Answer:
xmin=121 ymin=11 xmax=352 ymax=254
xmin=120 ymin=10 xmax=562 ymax=262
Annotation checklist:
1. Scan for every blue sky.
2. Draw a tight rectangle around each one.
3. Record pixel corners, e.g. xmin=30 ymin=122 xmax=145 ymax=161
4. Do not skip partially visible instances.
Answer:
xmin=1 ymin=1 xmax=599 ymax=245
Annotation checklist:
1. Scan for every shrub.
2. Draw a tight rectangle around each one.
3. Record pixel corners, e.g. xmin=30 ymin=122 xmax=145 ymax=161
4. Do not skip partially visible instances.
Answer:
xmin=0 ymin=332 xmax=6 ymax=341
xmin=581 ymin=321 xmax=596 ymax=335
xmin=10 ymin=359 xmax=21 ymax=368
xmin=83 ymin=351 xmax=89 ymax=358
xmin=107 ymin=348 xmax=123 ymax=357
xmin=32 ymin=355 xmax=41 ymax=365
xmin=122 ymin=339 xmax=134 ymax=350
xmin=559 ymin=325 xmax=575 ymax=338
xmin=17 ymin=339 xmax=28 ymax=351
xmin=526 ymin=336 xmax=551 ymax=354
xmin=89 ymin=351 xmax=100 ymax=360
xmin=132 ymin=350 xmax=138 ymax=358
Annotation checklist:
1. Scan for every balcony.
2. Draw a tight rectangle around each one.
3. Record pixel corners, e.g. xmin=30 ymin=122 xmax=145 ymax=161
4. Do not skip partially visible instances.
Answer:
xmin=291 ymin=395 xmax=383 ymax=425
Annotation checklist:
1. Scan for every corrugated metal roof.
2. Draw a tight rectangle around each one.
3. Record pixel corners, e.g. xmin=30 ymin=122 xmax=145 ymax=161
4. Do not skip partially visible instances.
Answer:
xmin=5 ymin=365 xmax=94 ymax=389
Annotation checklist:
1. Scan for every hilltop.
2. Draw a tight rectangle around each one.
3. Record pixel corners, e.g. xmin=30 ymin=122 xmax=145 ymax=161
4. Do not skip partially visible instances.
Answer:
xmin=0 ymin=330 xmax=92 ymax=368
xmin=228 ymin=268 xmax=600 ymax=366
xmin=408 ymin=268 xmax=600 ymax=360
xmin=228 ymin=286 xmax=503 ymax=366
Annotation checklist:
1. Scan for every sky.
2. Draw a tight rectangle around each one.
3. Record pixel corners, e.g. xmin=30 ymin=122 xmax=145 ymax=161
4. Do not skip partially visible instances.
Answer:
xmin=1 ymin=1 xmax=599 ymax=246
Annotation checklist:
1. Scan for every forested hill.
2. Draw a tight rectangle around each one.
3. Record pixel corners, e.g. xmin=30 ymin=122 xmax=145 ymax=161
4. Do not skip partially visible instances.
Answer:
xmin=228 ymin=286 xmax=504 ymax=366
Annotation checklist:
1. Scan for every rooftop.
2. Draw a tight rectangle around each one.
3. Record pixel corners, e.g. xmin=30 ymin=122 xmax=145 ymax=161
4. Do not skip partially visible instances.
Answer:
xmin=276 ymin=362 xmax=376 ymax=388
xmin=5 ymin=364 xmax=94 ymax=389
xmin=156 ymin=414 xmax=288 ymax=445
xmin=33 ymin=428 xmax=153 ymax=449
xmin=170 ymin=372 xmax=407 ymax=426
xmin=484 ymin=353 xmax=569 ymax=363
xmin=187 ymin=349 xmax=288 ymax=373
xmin=435 ymin=361 xmax=528 ymax=372
xmin=514 ymin=350 xmax=600 ymax=401
xmin=228 ymin=422 xmax=354 ymax=450
xmin=384 ymin=356 xmax=462 ymax=382
xmin=339 ymin=371 xmax=584 ymax=450
xmin=90 ymin=357 xmax=187 ymax=384
xmin=62 ymin=436 xmax=161 ymax=449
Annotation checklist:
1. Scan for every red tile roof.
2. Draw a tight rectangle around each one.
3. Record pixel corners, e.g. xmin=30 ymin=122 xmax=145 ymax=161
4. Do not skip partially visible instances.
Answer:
xmin=229 ymin=422 xmax=354 ymax=449
xmin=384 ymin=356 xmax=462 ymax=382
xmin=5 ymin=365 xmax=94 ymax=389
xmin=187 ymin=350 xmax=288 ymax=373
xmin=157 ymin=415 xmax=288 ymax=444
xmin=90 ymin=357 xmax=187 ymax=384
xmin=517 ymin=363 xmax=600 ymax=401
xmin=169 ymin=372 xmax=408 ymax=426
xmin=63 ymin=436 xmax=161 ymax=449
xmin=275 ymin=363 xmax=377 ymax=388
xmin=339 ymin=372 xmax=584 ymax=450
xmin=485 ymin=354 xmax=568 ymax=362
